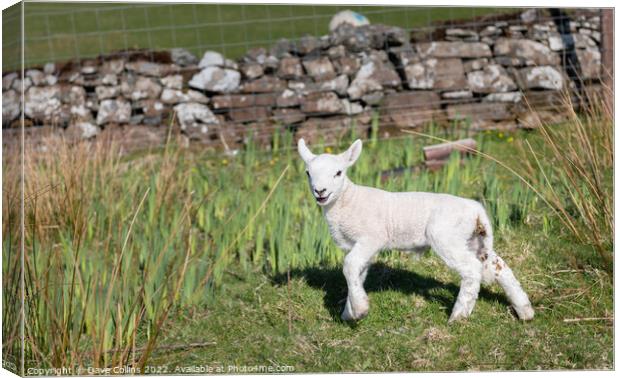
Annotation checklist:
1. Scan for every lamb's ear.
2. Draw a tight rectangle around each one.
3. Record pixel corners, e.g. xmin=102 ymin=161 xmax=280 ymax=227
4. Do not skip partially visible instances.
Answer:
xmin=297 ymin=139 xmax=315 ymax=163
xmin=342 ymin=139 xmax=362 ymax=167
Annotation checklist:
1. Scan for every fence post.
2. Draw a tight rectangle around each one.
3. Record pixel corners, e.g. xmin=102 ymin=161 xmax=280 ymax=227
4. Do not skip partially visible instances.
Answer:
xmin=600 ymin=9 xmax=613 ymax=112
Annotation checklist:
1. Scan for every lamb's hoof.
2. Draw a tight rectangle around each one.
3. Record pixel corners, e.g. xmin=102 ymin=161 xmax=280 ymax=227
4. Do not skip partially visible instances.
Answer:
xmin=514 ymin=304 xmax=535 ymax=321
xmin=448 ymin=309 xmax=469 ymax=323
xmin=341 ymin=309 xmax=368 ymax=322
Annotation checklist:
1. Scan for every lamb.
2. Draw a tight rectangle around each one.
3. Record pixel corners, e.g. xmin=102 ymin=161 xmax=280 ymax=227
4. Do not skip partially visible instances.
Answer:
xmin=297 ymin=138 xmax=535 ymax=322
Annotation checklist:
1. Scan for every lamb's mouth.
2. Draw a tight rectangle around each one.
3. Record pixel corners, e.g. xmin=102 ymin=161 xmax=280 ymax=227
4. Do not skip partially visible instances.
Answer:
xmin=315 ymin=193 xmax=331 ymax=204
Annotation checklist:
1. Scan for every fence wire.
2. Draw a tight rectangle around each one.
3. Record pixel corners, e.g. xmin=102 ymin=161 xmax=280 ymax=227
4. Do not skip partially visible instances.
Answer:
xmin=1 ymin=3 xmax=611 ymax=157
xmin=5 ymin=3 xmax=525 ymax=69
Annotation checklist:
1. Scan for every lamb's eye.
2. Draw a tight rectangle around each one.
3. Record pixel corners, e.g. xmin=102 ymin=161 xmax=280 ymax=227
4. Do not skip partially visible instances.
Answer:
xmin=305 ymin=170 xmax=310 ymax=178
xmin=335 ymin=170 xmax=342 ymax=177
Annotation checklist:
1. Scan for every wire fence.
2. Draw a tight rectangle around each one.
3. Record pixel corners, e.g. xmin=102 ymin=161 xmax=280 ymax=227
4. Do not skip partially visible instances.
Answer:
xmin=4 ymin=3 xmax=523 ymax=69
xmin=1 ymin=3 xmax=611 ymax=157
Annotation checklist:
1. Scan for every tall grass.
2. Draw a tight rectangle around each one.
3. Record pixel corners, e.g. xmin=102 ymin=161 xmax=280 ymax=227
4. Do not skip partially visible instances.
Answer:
xmin=514 ymin=87 xmax=613 ymax=271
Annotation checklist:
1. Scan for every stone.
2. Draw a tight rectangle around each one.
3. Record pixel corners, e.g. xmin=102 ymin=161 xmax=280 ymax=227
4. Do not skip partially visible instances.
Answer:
xmin=189 ymin=66 xmax=241 ymax=93
xmin=272 ymin=108 xmax=305 ymax=124
xmin=101 ymin=73 xmax=118 ymax=86
xmin=244 ymin=47 xmax=267 ymax=64
xmin=170 ymin=48 xmax=198 ymax=66
xmin=576 ymin=48 xmax=601 ymax=80
xmin=467 ymin=65 xmax=517 ymax=93
xmin=70 ymin=104 xmax=92 ymax=121
xmin=302 ymin=57 xmax=337 ymax=81
xmin=479 ymin=25 xmax=501 ymax=38
xmin=24 ymin=85 xmax=62 ymax=122
xmin=43 ymin=62 xmax=55 ymax=75
xmin=483 ymin=92 xmax=522 ymax=103
xmin=59 ymin=85 xmax=87 ymax=105
xmin=277 ymin=57 xmax=304 ymax=79
xmin=263 ymin=55 xmax=279 ymax=72
xmin=270 ymin=38 xmax=295 ymax=58
xmin=241 ymin=76 xmax=286 ymax=93
xmin=446 ymin=102 xmax=512 ymax=122
xmin=122 ymin=76 xmax=163 ymax=100
xmin=161 ymin=74 xmax=183 ymax=90
xmin=347 ymin=58 xmax=401 ymax=99
xmin=126 ymin=61 xmax=175 ymax=77
xmin=442 ymin=90 xmax=473 ymax=99
xmin=81 ymin=65 xmax=97 ymax=75
xmin=95 ymin=85 xmax=121 ymax=100
xmin=529 ymin=24 xmax=552 ymax=41
xmin=572 ymin=33 xmax=597 ymax=49
xmin=463 ymin=58 xmax=488 ymax=72
xmin=173 ymin=102 xmax=219 ymax=139
xmin=381 ymin=91 xmax=440 ymax=128
xmin=494 ymin=56 xmax=529 ymax=67
xmin=2 ymin=89 xmax=20 ymax=124
xmin=26 ymin=69 xmax=46 ymax=86
xmin=329 ymin=10 xmax=370 ymax=32
xmin=518 ymin=66 xmax=564 ymax=90
xmin=326 ymin=45 xmax=346 ymax=59
xmin=97 ymin=99 xmax=131 ymax=125
xmin=521 ymin=9 xmax=538 ymax=24
xmin=494 ymin=38 xmax=560 ymax=66
xmin=296 ymin=35 xmax=321 ymax=56
xmin=315 ymin=74 xmax=349 ymax=96
xmin=101 ymin=59 xmax=125 ymax=75
xmin=13 ymin=77 xmax=32 ymax=92
xmin=416 ymin=42 xmax=492 ymax=58
xmin=301 ymin=91 xmax=343 ymax=114
xmin=160 ymin=88 xmax=209 ymax=105
xmin=297 ymin=115 xmax=369 ymax=144
xmin=65 ymin=121 xmax=100 ymax=139
xmin=445 ymin=28 xmax=479 ymax=42
xmin=240 ymin=62 xmax=264 ymax=80
xmin=211 ymin=93 xmax=277 ymax=110
xmin=277 ymin=89 xmax=303 ymax=108
xmin=3 ymin=72 xmax=17 ymax=91
xmin=404 ymin=58 xmax=467 ymax=90
xmin=198 ymin=51 xmax=225 ymax=68
xmin=228 ymin=106 xmax=270 ymax=123
xmin=332 ymin=55 xmax=361 ymax=77
xmin=361 ymin=91 xmax=384 ymax=105
xmin=341 ymin=99 xmax=364 ymax=115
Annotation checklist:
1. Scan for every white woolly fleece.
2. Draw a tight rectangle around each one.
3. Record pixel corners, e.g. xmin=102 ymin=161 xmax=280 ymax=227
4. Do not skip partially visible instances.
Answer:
xmin=298 ymin=138 xmax=534 ymax=322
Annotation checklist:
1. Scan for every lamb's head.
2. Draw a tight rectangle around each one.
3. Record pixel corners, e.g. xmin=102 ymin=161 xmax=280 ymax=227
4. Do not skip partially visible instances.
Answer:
xmin=297 ymin=138 xmax=362 ymax=207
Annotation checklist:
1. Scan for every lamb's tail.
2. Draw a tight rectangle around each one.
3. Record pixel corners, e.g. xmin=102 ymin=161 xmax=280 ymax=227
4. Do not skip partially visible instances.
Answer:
xmin=471 ymin=211 xmax=535 ymax=320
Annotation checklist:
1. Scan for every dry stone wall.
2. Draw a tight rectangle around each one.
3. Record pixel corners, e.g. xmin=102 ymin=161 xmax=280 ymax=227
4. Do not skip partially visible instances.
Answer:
xmin=2 ymin=9 xmax=604 ymax=152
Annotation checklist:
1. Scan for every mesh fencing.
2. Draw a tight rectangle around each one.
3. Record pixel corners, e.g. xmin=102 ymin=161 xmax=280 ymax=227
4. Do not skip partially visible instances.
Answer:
xmin=9 ymin=3 xmax=522 ymax=69
xmin=1 ymin=3 xmax=612 ymax=155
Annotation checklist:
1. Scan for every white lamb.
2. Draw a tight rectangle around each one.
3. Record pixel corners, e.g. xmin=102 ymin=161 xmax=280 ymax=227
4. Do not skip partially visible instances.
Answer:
xmin=298 ymin=138 xmax=535 ymax=322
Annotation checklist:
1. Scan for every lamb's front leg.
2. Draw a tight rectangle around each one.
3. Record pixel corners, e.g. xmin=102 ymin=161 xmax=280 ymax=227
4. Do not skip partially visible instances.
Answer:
xmin=341 ymin=241 xmax=380 ymax=321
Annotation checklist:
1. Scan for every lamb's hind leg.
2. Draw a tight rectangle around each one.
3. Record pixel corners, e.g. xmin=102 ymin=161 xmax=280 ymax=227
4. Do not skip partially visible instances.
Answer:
xmin=482 ymin=253 xmax=534 ymax=320
xmin=428 ymin=236 xmax=483 ymax=322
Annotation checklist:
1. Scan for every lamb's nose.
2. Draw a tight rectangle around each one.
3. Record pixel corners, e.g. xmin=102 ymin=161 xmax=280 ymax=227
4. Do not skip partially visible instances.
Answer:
xmin=315 ymin=188 xmax=326 ymax=196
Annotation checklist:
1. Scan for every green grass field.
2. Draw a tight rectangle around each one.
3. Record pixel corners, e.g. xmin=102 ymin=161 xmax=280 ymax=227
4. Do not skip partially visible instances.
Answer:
xmin=2 ymin=104 xmax=613 ymax=372
xmin=3 ymin=3 xmax=519 ymax=69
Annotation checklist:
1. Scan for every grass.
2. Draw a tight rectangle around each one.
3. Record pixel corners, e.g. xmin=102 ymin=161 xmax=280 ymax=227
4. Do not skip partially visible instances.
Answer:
xmin=3 ymin=3 xmax=519 ymax=69
xmin=2 ymin=90 xmax=613 ymax=372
